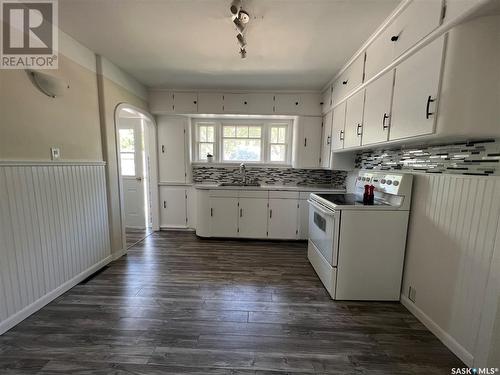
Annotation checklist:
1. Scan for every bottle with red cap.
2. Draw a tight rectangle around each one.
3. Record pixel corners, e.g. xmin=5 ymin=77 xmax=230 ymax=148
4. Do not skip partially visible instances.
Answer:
xmin=368 ymin=185 xmax=375 ymax=205
xmin=363 ymin=185 xmax=370 ymax=205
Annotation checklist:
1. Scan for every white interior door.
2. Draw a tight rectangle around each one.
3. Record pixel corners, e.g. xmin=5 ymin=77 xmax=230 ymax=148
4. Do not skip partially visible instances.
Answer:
xmin=119 ymin=119 xmax=146 ymax=229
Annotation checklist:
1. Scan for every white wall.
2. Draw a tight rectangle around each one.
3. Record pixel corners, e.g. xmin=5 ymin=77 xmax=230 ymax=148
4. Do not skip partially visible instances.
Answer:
xmin=401 ymin=173 xmax=500 ymax=366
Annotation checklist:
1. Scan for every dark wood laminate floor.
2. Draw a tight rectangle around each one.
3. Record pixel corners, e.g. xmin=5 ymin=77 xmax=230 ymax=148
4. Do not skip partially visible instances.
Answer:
xmin=126 ymin=227 xmax=153 ymax=249
xmin=0 ymin=231 xmax=463 ymax=374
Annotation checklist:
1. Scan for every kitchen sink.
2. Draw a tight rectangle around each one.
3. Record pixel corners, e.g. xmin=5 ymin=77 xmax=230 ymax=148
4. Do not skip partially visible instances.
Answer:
xmin=218 ymin=182 xmax=261 ymax=187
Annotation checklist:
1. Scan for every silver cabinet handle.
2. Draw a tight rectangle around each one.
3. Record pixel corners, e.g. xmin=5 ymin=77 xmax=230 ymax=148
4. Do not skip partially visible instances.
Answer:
xmin=339 ymin=130 xmax=344 ymax=141
xmin=356 ymin=124 xmax=363 ymax=136
xmin=382 ymin=113 xmax=390 ymax=130
xmin=326 ymin=136 xmax=331 ymax=145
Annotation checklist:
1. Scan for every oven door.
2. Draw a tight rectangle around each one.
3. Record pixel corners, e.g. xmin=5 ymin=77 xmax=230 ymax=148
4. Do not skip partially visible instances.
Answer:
xmin=308 ymin=199 xmax=340 ymax=266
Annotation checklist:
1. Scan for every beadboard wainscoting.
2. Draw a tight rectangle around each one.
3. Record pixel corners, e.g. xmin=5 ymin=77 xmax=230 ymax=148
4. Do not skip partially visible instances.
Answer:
xmin=0 ymin=163 xmax=112 ymax=335
xmin=401 ymin=173 xmax=500 ymax=366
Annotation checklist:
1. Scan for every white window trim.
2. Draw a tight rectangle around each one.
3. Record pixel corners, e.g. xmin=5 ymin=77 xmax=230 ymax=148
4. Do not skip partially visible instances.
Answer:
xmin=192 ymin=118 xmax=293 ymax=166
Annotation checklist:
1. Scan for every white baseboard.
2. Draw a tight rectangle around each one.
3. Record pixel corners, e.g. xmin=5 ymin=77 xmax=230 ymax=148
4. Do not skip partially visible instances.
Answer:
xmin=0 ymin=256 xmax=112 ymax=336
xmin=160 ymin=226 xmax=195 ymax=232
xmin=400 ymin=294 xmax=473 ymax=366
xmin=112 ymin=247 xmax=129 ymax=260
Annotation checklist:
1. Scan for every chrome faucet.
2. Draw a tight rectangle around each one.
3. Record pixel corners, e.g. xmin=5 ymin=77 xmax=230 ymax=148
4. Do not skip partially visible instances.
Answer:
xmin=239 ymin=162 xmax=247 ymax=184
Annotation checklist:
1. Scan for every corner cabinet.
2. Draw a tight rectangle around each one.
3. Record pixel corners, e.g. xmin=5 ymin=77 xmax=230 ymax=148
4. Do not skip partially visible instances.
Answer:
xmin=390 ymin=36 xmax=445 ymax=141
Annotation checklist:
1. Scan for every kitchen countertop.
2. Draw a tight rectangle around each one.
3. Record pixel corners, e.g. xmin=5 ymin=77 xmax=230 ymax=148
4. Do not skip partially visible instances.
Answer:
xmin=194 ymin=184 xmax=345 ymax=192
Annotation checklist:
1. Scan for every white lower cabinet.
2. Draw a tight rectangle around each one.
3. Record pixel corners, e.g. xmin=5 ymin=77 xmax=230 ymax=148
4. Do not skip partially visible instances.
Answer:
xmin=268 ymin=198 xmax=299 ymax=239
xmin=209 ymin=197 xmax=239 ymax=237
xmin=238 ymin=198 xmax=268 ymax=238
xmin=160 ymin=186 xmax=187 ymax=228
xmin=298 ymin=199 xmax=310 ymax=239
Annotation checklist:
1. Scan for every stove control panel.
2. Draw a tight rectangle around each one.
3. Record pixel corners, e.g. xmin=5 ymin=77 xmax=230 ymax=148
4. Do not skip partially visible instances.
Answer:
xmin=355 ymin=172 xmax=408 ymax=196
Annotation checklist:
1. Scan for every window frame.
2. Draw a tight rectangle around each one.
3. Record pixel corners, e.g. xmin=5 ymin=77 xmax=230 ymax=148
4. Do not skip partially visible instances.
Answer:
xmin=192 ymin=118 xmax=292 ymax=165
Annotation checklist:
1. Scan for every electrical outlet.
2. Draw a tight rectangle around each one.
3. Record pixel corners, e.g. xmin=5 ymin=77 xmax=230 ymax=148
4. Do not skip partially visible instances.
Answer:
xmin=408 ymin=286 xmax=417 ymax=303
xmin=50 ymin=147 xmax=61 ymax=160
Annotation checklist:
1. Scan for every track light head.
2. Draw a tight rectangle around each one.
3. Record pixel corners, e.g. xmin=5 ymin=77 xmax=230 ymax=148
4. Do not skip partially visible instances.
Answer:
xmin=233 ymin=17 xmax=245 ymax=33
xmin=236 ymin=33 xmax=246 ymax=48
xmin=230 ymin=0 xmax=241 ymax=15
xmin=240 ymin=48 xmax=247 ymax=59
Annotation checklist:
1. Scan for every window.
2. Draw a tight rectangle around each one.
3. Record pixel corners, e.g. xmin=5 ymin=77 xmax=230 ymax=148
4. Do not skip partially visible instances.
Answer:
xmin=222 ymin=124 xmax=262 ymax=162
xmin=193 ymin=119 xmax=291 ymax=164
xmin=269 ymin=125 xmax=288 ymax=163
xmin=119 ymin=128 xmax=135 ymax=176
xmin=196 ymin=123 xmax=215 ymax=160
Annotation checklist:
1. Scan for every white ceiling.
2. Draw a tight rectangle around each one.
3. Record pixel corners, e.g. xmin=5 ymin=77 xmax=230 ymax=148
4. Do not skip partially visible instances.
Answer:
xmin=59 ymin=0 xmax=399 ymax=90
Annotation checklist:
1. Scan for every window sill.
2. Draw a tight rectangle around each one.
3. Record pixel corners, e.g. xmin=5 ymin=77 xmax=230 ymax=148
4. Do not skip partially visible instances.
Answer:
xmin=191 ymin=161 xmax=293 ymax=169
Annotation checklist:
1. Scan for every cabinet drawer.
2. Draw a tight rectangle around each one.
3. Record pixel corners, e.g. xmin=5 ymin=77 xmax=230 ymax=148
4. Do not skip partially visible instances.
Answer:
xmin=269 ymin=191 xmax=299 ymax=199
xmin=332 ymin=53 xmax=365 ymax=105
xmin=239 ymin=190 xmax=269 ymax=199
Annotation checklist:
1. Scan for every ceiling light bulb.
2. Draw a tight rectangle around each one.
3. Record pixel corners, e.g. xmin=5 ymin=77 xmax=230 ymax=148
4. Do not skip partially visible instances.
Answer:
xmin=237 ymin=33 xmax=246 ymax=48
xmin=230 ymin=0 xmax=241 ymax=15
xmin=238 ymin=10 xmax=250 ymax=24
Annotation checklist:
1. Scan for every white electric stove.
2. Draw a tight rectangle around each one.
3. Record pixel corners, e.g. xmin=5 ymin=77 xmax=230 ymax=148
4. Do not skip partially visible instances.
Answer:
xmin=307 ymin=171 xmax=413 ymax=301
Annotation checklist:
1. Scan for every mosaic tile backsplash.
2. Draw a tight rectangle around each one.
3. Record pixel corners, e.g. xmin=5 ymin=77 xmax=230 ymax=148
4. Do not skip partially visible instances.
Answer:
xmin=356 ymin=139 xmax=500 ymax=176
xmin=192 ymin=166 xmax=347 ymax=188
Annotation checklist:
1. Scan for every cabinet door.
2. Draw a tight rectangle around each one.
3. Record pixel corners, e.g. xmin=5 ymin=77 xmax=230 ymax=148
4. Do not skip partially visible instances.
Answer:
xmin=223 ymin=93 xmax=246 ymax=114
xmin=160 ymin=187 xmax=187 ymax=228
xmin=173 ymin=92 xmax=198 ymax=113
xmin=149 ymin=91 xmax=174 ymax=114
xmin=238 ymin=198 xmax=268 ymax=238
xmin=332 ymin=53 xmax=365 ymax=105
xmin=246 ymin=93 xmax=275 ymax=114
xmin=390 ymin=37 xmax=444 ymax=140
xmin=294 ymin=116 xmax=322 ymax=169
xmin=209 ymin=197 xmax=238 ymax=237
xmin=343 ymin=90 xmax=365 ymax=149
xmin=268 ymin=198 xmax=298 ymax=239
xmin=392 ymin=0 xmax=443 ymax=58
xmin=362 ymin=71 xmax=394 ymax=145
xmin=274 ymin=94 xmax=302 ymax=114
xmin=365 ymin=23 xmax=397 ymax=81
xmin=198 ymin=92 xmax=224 ymax=114
xmin=300 ymin=93 xmax=322 ymax=116
xmin=331 ymin=102 xmax=347 ymax=151
xmin=320 ymin=111 xmax=333 ymax=168
xmin=321 ymin=86 xmax=333 ymax=114
xmin=157 ymin=116 xmax=187 ymax=183
xmin=298 ymin=199 xmax=309 ymax=239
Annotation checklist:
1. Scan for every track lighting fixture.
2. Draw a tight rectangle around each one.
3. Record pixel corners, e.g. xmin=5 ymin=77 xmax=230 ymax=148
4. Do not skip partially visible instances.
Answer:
xmin=230 ymin=0 xmax=250 ymax=58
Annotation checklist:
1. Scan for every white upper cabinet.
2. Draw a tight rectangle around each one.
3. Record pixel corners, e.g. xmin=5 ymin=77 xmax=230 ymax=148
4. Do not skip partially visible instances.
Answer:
xmin=224 ymin=93 xmax=274 ymax=114
xmin=391 ymin=0 xmax=444 ymax=58
xmin=331 ymin=102 xmax=347 ymax=152
xmin=321 ymin=86 xmax=333 ymax=114
xmin=293 ymin=117 xmax=322 ymax=169
xmin=274 ymin=93 xmax=320 ymax=115
xmin=320 ymin=111 xmax=333 ymax=168
xmin=238 ymin=197 xmax=268 ymax=238
xmin=364 ymin=22 xmax=398 ymax=81
xmin=390 ymin=36 xmax=445 ymax=141
xmin=343 ymin=90 xmax=365 ymax=149
xmin=198 ymin=92 xmax=224 ymax=114
xmin=332 ymin=53 xmax=365 ymax=106
xmin=149 ymin=91 xmax=174 ymax=114
xmin=362 ymin=71 xmax=394 ymax=145
xmin=157 ymin=115 xmax=187 ymax=183
xmin=173 ymin=92 xmax=198 ymax=113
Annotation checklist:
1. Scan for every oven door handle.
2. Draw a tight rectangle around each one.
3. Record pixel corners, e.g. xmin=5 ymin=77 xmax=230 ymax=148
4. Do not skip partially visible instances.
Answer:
xmin=308 ymin=199 xmax=336 ymax=216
